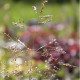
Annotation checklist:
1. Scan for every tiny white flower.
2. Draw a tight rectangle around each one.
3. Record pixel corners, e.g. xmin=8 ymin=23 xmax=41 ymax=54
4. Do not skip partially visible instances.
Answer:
xmin=32 ymin=6 xmax=37 ymax=13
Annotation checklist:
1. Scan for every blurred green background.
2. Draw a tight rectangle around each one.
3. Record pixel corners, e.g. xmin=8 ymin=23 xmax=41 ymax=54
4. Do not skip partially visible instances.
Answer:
xmin=0 ymin=0 xmax=79 ymax=29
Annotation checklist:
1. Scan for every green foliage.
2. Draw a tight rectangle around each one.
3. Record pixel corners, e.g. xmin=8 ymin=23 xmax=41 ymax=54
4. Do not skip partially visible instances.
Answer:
xmin=12 ymin=0 xmax=79 ymax=4
xmin=0 ymin=1 xmax=79 ymax=26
